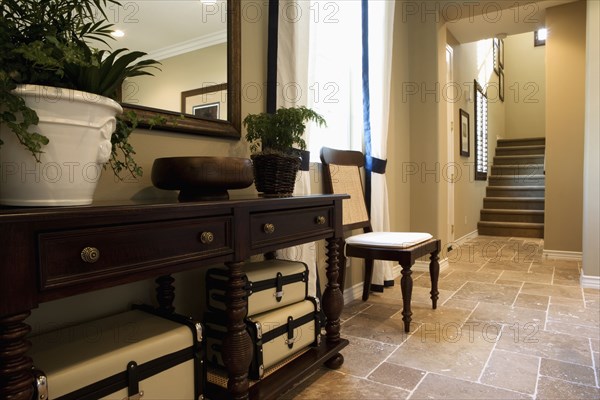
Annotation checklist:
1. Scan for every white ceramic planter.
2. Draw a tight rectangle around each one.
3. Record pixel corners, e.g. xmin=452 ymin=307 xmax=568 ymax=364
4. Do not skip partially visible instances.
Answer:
xmin=0 ymin=85 xmax=123 ymax=206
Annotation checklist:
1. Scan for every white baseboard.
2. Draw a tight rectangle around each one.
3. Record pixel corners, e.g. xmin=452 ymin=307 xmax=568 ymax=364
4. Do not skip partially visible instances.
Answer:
xmin=343 ymin=281 xmax=365 ymax=304
xmin=413 ymin=257 xmax=450 ymax=273
xmin=580 ymin=274 xmax=600 ymax=289
xmin=447 ymin=230 xmax=479 ymax=250
xmin=543 ymin=249 xmax=583 ymax=261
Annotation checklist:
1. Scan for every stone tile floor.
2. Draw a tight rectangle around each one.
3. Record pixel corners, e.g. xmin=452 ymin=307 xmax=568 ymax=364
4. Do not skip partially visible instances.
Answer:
xmin=283 ymin=236 xmax=600 ymax=399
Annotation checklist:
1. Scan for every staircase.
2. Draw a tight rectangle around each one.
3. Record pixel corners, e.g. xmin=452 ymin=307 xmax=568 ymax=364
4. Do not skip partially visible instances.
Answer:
xmin=478 ymin=137 xmax=546 ymax=238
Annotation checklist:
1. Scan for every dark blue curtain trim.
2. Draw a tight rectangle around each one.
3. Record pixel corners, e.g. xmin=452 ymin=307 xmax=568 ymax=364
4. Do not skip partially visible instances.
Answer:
xmin=361 ymin=0 xmax=373 ymax=214
xmin=366 ymin=155 xmax=387 ymax=174
xmin=266 ymin=0 xmax=279 ymax=114
xmin=370 ymin=284 xmax=384 ymax=293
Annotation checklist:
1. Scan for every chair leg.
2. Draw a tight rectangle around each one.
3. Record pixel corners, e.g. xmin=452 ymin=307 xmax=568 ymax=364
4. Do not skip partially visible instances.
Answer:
xmin=400 ymin=263 xmax=413 ymax=333
xmin=362 ymin=258 xmax=374 ymax=301
xmin=338 ymin=251 xmax=347 ymax=294
xmin=429 ymin=247 xmax=440 ymax=309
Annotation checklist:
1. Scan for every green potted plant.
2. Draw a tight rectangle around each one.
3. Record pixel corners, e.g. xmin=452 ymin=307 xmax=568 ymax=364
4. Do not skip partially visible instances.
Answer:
xmin=0 ymin=0 xmax=159 ymax=206
xmin=243 ymin=106 xmax=326 ymax=196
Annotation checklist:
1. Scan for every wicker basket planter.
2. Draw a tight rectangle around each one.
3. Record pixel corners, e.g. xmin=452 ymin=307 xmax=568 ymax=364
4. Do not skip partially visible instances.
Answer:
xmin=251 ymin=153 xmax=301 ymax=197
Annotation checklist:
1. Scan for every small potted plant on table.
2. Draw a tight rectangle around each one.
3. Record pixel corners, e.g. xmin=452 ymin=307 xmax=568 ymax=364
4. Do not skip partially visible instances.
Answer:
xmin=0 ymin=0 xmax=159 ymax=206
xmin=243 ymin=106 xmax=326 ymax=197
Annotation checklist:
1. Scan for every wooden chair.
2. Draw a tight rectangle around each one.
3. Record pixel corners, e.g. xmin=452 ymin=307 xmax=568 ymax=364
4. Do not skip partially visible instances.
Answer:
xmin=320 ymin=147 xmax=441 ymax=332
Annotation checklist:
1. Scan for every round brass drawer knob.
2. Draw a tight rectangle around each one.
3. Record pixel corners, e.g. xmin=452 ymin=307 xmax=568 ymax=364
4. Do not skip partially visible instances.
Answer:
xmin=81 ymin=247 xmax=100 ymax=263
xmin=315 ymin=216 xmax=326 ymax=225
xmin=263 ymin=223 xmax=275 ymax=234
xmin=200 ymin=231 xmax=214 ymax=244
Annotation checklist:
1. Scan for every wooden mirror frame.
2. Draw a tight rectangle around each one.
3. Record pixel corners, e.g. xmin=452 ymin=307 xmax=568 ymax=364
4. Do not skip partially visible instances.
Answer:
xmin=122 ymin=0 xmax=241 ymax=140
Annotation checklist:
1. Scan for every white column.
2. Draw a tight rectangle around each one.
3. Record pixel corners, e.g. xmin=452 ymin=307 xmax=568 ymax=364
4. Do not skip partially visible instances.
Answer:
xmin=581 ymin=0 xmax=600 ymax=288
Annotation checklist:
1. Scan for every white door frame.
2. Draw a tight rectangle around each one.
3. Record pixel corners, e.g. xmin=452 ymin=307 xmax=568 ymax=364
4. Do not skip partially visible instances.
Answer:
xmin=446 ymin=44 xmax=455 ymax=245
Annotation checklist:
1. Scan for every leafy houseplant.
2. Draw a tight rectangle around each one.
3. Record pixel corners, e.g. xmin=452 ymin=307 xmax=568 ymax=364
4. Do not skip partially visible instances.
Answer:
xmin=0 ymin=0 xmax=160 ymax=205
xmin=243 ymin=106 xmax=326 ymax=196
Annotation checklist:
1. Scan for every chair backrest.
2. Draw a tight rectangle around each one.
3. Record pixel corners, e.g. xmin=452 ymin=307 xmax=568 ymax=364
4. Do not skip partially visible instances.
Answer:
xmin=320 ymin=147 xmax=372 ymax=232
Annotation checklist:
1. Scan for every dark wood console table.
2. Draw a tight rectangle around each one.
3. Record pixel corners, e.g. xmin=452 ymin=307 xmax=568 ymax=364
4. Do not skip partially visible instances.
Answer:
xmin=0 ymin=195 xmax=349 ymax=400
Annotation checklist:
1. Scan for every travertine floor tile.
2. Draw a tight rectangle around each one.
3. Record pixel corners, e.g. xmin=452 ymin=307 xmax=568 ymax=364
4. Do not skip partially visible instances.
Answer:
xmin=467 ymin=302 xmax=546 ymax=327
xmin=410 ymin=373 xmax=531 ymax=399
xmin=398 ymin=303 xmax=470 ymax=324
xmin=451 ymin=281 xmax=520 ymax=305
xmin=445 ymin=270 xmax=502 ymax=283
xmin=360 ymin=303 xmax=404 ymax=320
xmin=584 ymin=288 xmax=600 ymax=310
xmin=548 ymin=303 xmax=600 ymax=327
xmin=282 ymin=369 xmax=410 ymax=399
xmin=337 ymin=335 xmax=398 ymax=378
xmin=545 ymin=320 xmax=600 ymax=339
xmin=498 ymin=270 xmax=553 ymax=284
xmin=414 ymin=275 xmax=465 ymax=291
xmin=514 ymin=293 xmax=549 ymax=310
xmin=536 ymin=376 xmax=600 ymax=400
xmin=367 ymin=362 xmax=426 ymax=390
xmin=520 ymin=282 xmax=583 ymax=300
xmin=441 ymin=297 xmax=479 ymax=310
xmin=340 ymin=300 xmax=372 ymax=322
xmin=387 ymin=324 xmax=495 ymax=381
xmin=496 ymin=326 xmax=593 ymax=366
xmin=480 ymin=349 xmax=539 ymax=394
xmin=342 ymin=313 xmax=413 ymax=344
xmin=539 ymin=358 xmax=597 ymax=386
xmin=591 ymin=338 xmax=599 ymax=352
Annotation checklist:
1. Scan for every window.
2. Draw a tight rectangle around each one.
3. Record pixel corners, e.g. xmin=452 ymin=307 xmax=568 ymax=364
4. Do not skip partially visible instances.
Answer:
xmin=474 ymin=80 xmax=488 ymax=181
xmin=306 ymin=1 xmax=364 ymax=161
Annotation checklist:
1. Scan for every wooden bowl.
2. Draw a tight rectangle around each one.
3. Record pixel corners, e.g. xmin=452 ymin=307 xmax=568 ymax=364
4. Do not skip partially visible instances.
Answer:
xmin=151 ymin=157 xmax=254 ymax=201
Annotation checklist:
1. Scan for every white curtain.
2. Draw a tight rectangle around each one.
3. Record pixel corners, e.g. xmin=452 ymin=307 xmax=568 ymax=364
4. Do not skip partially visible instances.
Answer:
xmin=273 ymin=0 xmax=319 ymax=298
xmin=368 ymin=1 xmax=396 ymax=287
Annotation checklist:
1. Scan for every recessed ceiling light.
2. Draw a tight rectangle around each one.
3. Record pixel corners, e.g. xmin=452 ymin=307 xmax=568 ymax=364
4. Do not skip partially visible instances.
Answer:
xmin=111 ymin=30 xmax=125 ymax=38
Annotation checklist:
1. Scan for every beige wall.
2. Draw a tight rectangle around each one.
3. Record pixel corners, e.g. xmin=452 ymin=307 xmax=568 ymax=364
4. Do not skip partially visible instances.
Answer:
xmin=452 ymin=38 xmax=502 ymax=241
xmin=407 ymin=11 xmax=443 ymax=241
xmin=544 ymin=0 xmax=586 ymax=253
xmin=504 ymin=32 xmax=546 ymax=139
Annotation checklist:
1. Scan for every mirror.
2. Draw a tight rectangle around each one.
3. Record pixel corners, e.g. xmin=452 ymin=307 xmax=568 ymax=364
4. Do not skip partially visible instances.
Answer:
xmin=113 ymin=0 xmax=240 ymax=139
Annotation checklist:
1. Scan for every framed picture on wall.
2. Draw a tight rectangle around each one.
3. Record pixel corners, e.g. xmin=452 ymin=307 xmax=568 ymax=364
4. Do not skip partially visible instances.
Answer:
xmin=493 ymin=38 xmax=500 ymax=76
xmin=192 ymin=102 xmax=220 ymax=119
xmin=499 ymin=69 xmax=505 ymax=102
xmin=499 ymin=38 xmax=505 ymax=69
xmin=459 ymin=109 xmax=470 ymax=157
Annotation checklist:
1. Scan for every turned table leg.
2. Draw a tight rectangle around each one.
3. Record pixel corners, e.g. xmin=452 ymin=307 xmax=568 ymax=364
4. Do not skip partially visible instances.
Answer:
xmin=221 ymin=261 xmax=253 ymax=400
xmin=400 ymin=264 xmax=413 ymax=333
xmin=156 ymin=275 xmax=176 ymax=314
xmin=322 ymin=238 xmax=345 ymax=369
xmin=0 ymin=312 xmax=34 ymax=400
xmin=429 ymin=246 xmax=440 ymax=310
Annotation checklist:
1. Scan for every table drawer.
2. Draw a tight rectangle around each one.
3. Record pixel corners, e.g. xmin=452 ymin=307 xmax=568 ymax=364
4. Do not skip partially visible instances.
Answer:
xmin=250 ymin=206 xmax=333 ymax=250
xmin=38 ymin=217 xmax=232 ymax=290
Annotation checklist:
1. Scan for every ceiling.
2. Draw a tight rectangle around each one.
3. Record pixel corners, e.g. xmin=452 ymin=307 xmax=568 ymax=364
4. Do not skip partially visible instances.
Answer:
xmin=102 ymin=0 xmax=579 ymax=59
xmin=445 ymin=0 xmax=580 ymax=43
xmin=103 ymin=0 xmax=226 ymax=60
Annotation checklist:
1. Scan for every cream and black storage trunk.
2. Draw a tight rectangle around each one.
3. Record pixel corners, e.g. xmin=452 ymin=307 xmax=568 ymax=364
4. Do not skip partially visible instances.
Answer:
xmin=206 ymin=259 xmax=308 ymax=316
xmin=27 ymin=306 xmax=204 ymax=400
xmin=205 ymin=298 xmax=321 ymax=380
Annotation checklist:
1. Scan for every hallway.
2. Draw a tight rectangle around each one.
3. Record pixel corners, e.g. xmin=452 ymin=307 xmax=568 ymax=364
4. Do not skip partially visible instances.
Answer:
xmin=284 ymin=236 xmax=600 ymax=399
